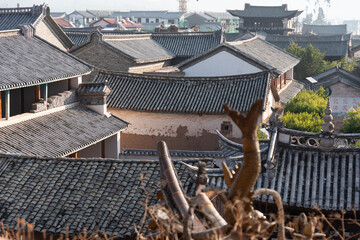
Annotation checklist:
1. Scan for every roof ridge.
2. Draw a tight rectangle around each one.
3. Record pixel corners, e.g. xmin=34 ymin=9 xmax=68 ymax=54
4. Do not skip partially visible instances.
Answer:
xmin=0 ymin=153 xmax=208 ymax=164
xmin=0 ymin=7 xmax=33 ymax=13
xmin=0 ymin=153 xmax=160 ymax=163
xmin=96 ymin=68 xmax=270 ymax=82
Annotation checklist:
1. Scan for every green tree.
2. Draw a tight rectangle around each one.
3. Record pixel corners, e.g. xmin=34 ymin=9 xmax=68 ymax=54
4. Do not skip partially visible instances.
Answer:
xmin=281 ymin=112 xmax=323 ymax=132
xmin=342 ymin=105 xmax=360 ymax=133
xmin=287 ymin=42 xmax=358 ymax=80
xmin=281 ymin=88 xmax=328 ymax=132
xmin=287 ymin=42 xmax=328 ymax=80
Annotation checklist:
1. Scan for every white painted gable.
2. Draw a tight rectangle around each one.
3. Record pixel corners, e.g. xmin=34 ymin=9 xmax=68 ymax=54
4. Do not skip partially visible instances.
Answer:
xmin=183 ymin=50 xmax=263 ymax=77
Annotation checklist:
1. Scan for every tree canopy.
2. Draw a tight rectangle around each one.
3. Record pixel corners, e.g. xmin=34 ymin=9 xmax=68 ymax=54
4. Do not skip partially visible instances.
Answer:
xmin=287 ymin=42 xmax=358 ymax=80
xmin=342 ymin=105 xmax=360 ymax=133
xmin=281 ymin=88 xmax=328 ymax=133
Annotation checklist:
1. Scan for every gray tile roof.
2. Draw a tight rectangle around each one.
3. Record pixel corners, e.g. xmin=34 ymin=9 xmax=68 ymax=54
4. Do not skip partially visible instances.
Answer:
xmin=302 ymin=24 xmax=347 ymax=36
xmin=63 ymin=28 xmax=98 ymax=45
xmin=50 ymin=12 xmax=66 ymax=18
xmin=177 ymin=37 xmax=300 ymax=75
xmin=94 ymin=70 xmax=271 ymax=114
xmin=0 ymin=155 xmax=213 ymax=238
xmin=227 ymin=5 xmax=302 ymax=19
xmin=217 ymin=130 xmax=360 ymax=211
xmin=227 ymin=38 xmax=300 ymax=74
xmin=63 ymin=29 xmax=147 ymax=46
xmin=0 ymin=104 xmax=128 ymax=157
xmin=0 ymin=5 xmax=43 ymax=30
xmin=188 ymin=12 xmax=216 ymax=21
xmin=266 ymin=34 xmax=350 ymax=58
xmin=121 ymin=149 xmax=224 ymax=158
xmin=310 ymin=67 xmax=360 ymax=89
xmin=151 ymin=31 xmax=223 ymax=57
xmin=69 ymin=10 xmax=96 ymax=18
xmin=278 ymin=80 xmax=304 ymax=105
xmin=103 ymin=34 xmax=175 ymax=63
xmin=86 ymin=10 xmax=113 ymax=18
xmin=205 ymin=12 xmax=237 ymax=20
xmin=76 ymin=82 xmax=109 ymax=94
xmin=0 ymin=32 xmax=92 ymax=90
xmin=111 ymin=11 xmax=168 ymax=19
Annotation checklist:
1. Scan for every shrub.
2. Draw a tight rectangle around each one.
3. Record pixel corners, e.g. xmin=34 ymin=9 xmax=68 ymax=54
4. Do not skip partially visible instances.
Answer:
xmin=281 ymin=112 xmax=323 ymax=133
xmin=257 ymin=124 xmax=268 ymax=139
xmin=342 ymin=105 xmax=360 ymax=133
xmin=284 ymin=87 xmax=328 ymax=117
xmin=281 ymin=88 xmax=327 ymax=133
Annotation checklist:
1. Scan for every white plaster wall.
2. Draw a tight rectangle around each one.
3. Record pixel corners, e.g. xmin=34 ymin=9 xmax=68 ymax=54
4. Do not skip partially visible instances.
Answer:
xmin=104 ymin=133 xmax=120 ymax=159
xmin=110 ymin=110 xmax=243 ymax=138
xmin=182 ymin=51 xmax=262 ymax=77
xmin=86 ymin=104 xmax=107 ymax=115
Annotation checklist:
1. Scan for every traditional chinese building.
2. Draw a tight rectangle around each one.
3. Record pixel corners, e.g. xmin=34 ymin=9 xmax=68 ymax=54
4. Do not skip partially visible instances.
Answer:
xmin=0 ymin=4 xmax=73 ymax=51
xmin=308 ymin=66 xmax=360 ymax=129
xmin=94 ymin=70 xmax=278 ymax=151
xmin=266 ymin=33 xmax=351 ymax=61
xmin=70 ymin=30 xmax=175 ymax=81
xmin=0 ymin=26 xmax=128 ymax=158
xmin=228 ymin=3 xmax=302 ymax=35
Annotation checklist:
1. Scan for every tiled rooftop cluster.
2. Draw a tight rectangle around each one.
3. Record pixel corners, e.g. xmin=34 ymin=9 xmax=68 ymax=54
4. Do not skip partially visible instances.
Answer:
xmin=0 ymin=155 xmax=214 ymax=238
xmin=151 ymin=31 xmax=223 ymax=57
xmin=0 ymin=5 xmax=43 ymax=30
xmin=0 ymin=105 xmax=128 ymax=157
xmin=0 ymin=32 xmax=91 ymax=90
xmin=94 ymin=70 xmax=271 ymax=114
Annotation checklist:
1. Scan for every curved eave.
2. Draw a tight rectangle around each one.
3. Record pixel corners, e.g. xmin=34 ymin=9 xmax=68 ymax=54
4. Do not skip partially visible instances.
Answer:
xmin=0 ymin=70 xmax=92 ymax=91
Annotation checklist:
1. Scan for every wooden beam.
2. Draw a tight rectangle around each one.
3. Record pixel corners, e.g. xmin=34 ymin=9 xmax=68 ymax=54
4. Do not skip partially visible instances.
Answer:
xmin=279 ymin=75 xmax=282 ymax=89
xmin=101 ymin=140 xmax=105 ymax=158
xmin=284 ymin=72 xmax=287 ymax=84
xmin=35 ymin=85 xmax=41 ymax=102
xmin=5 ymin=90 xmax=10 ymax=120
xmin=69 ymin=152 xmax=77 ymax=158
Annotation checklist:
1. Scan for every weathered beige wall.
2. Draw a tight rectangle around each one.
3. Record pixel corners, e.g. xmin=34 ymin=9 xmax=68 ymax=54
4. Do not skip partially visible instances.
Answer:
xmin=110 ymin=109 xmax=244 ymax=151
xmin=35 ymin=20 xmax=67 ymax=51
xmin=329 ymin=82 xmax=360 ymax=98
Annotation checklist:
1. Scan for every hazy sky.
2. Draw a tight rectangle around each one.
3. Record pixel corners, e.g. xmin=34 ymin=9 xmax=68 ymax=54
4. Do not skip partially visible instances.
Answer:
xmin=1 ymin=0 xmax=359 ymax=22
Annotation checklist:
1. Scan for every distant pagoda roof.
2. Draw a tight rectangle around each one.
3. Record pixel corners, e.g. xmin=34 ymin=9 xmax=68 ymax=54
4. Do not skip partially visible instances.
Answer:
xmin=228 ymin=3 xmax=302 ymax=19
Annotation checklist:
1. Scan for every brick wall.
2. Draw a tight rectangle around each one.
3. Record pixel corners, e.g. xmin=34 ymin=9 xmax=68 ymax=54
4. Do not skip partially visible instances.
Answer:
xmin=329 ymin=82 xmax=360 ymax=98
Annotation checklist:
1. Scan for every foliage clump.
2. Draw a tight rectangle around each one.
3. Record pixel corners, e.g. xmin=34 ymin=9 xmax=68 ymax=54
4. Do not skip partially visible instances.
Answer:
xmin=342 ymin=104 xmax=360 ymax=133
xmin=287 ymin=42 xmax=358 ymax=80
xmin=257 ymin=124 xmax=268 ymax=139
xmin=281 ymin=88 xmax=328 ymax=132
